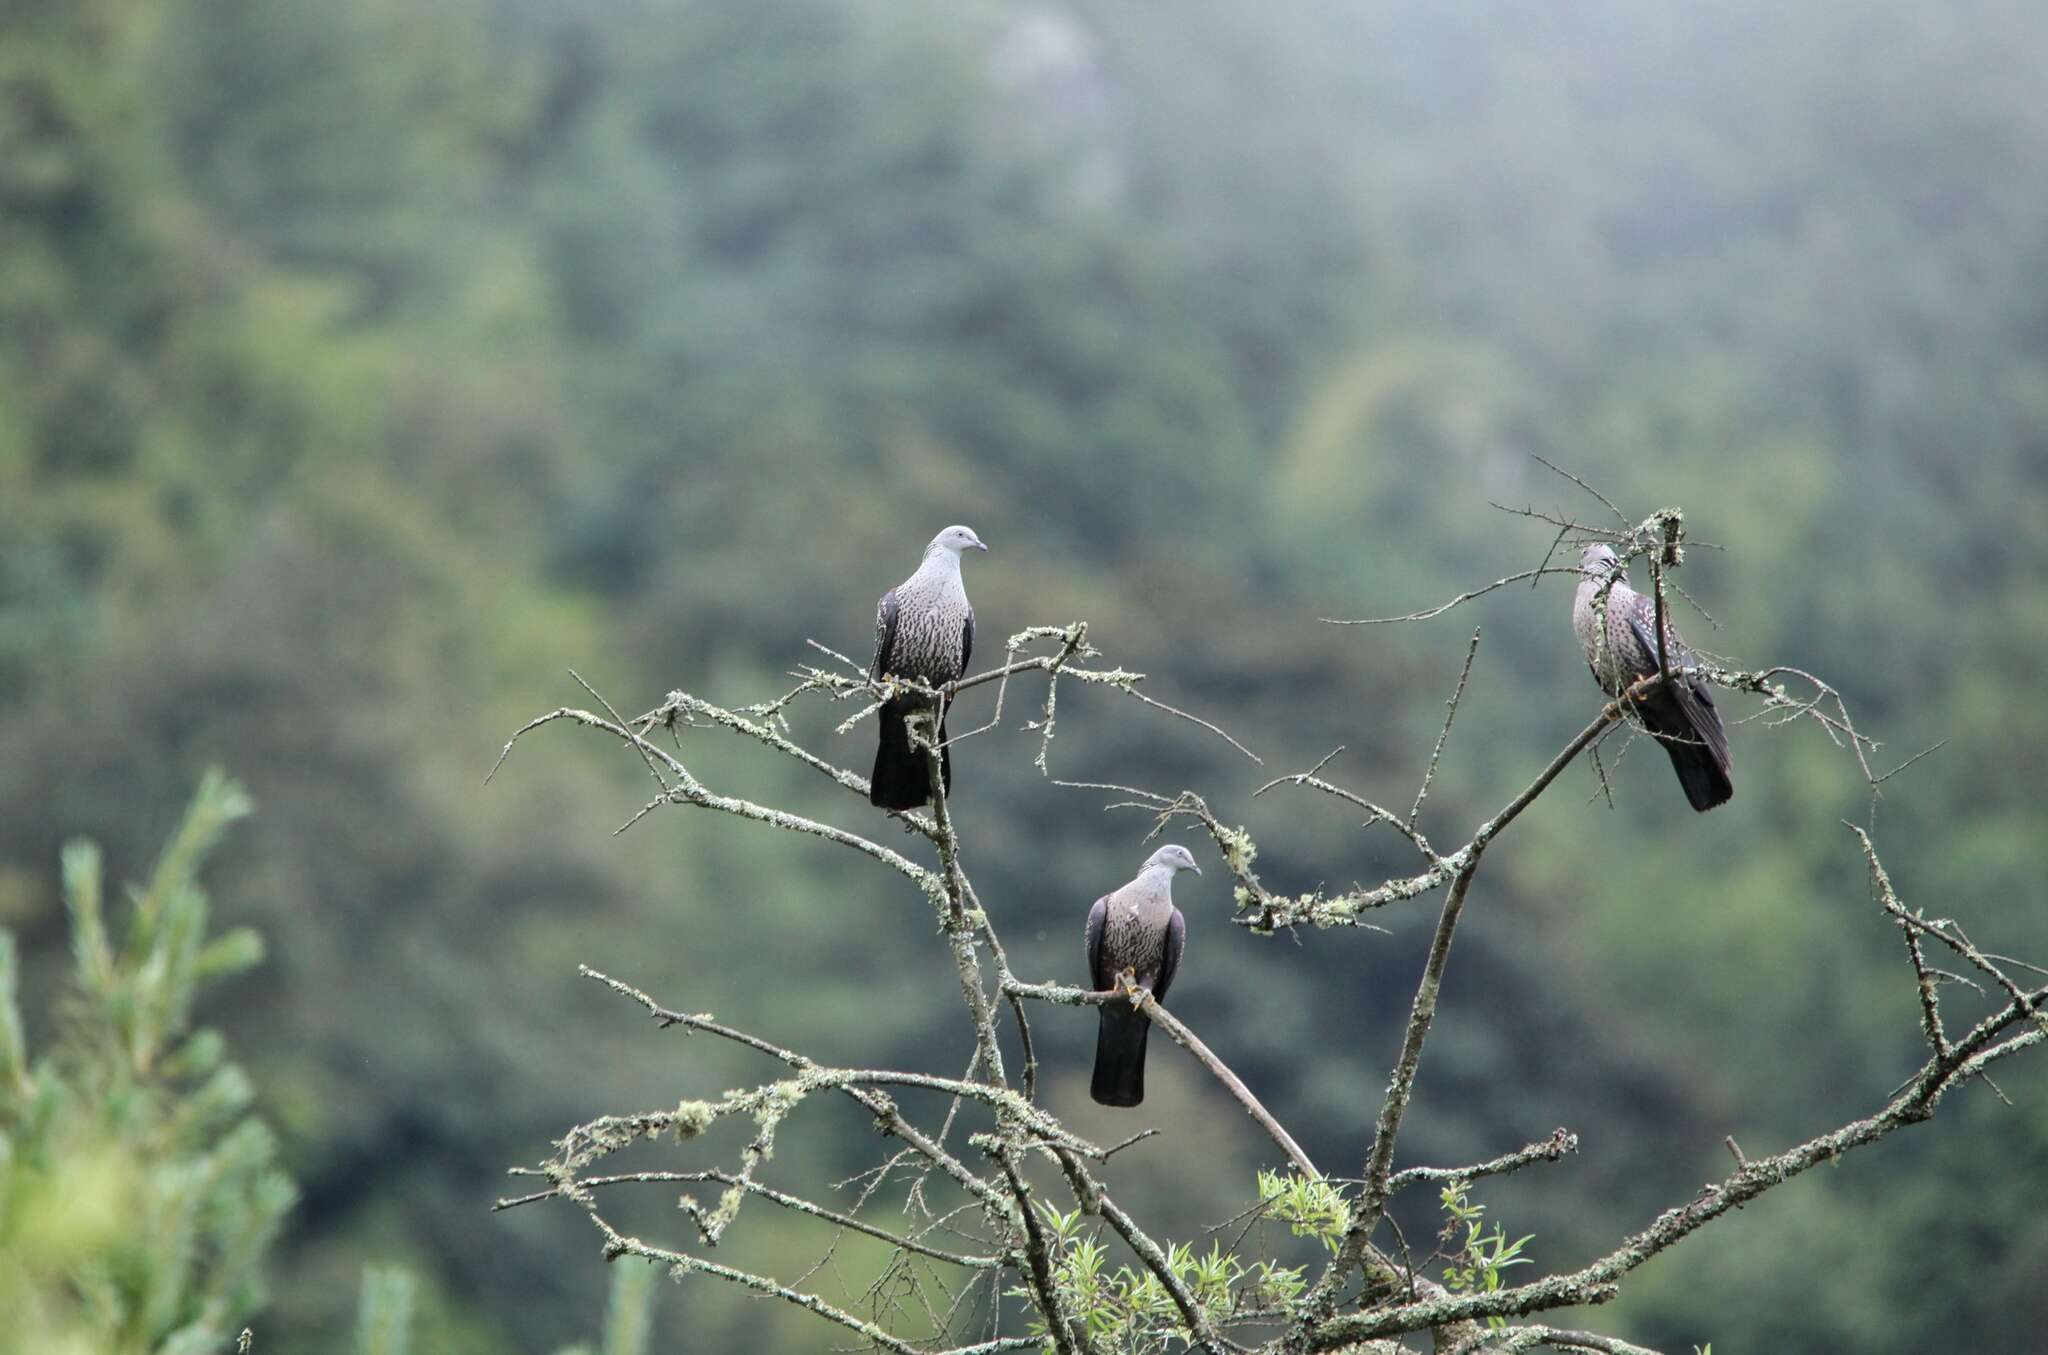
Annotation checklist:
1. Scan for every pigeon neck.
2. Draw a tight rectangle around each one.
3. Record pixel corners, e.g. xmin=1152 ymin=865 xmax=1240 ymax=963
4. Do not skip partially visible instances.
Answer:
xmin=1577 ymin=569 xmax=1625 ymax=598
xmin=921 ymin=547 xmax=963 ymax=577
xmin=1138 ymin=864 xmax=1175 ymax=894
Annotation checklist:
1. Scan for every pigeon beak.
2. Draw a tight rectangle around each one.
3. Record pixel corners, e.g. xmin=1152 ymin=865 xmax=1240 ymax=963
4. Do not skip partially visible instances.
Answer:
xmin=974 ymin=539 xmax=989 ymax=552
xmin=1189 ymin=863 xmax=1202 ymax=876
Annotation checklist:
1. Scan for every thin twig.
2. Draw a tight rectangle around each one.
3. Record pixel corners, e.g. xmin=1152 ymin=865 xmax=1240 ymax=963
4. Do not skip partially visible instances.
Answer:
xmin=494 ymin=1170 xmax=1000 ymax=1267
xmin=1873 ymin=739 xmax=1948 ymax=786
xmin=1386 ymin=1128 xmax=1580 ymax=1194
xmin=571 ymin=668 xmax=674 ymax=795
xmin=1122 ymin=686 xmax=1265 ymax=765
xmin=1130 ymin=982 xmax=1319 ymax=1180
xmin=1323 ymin=568 xmax=1576 ymax=626
xmin=1529 ymin=453 xmax=1629 ymax=524
xmin=578 ymin=967 xmax=1015 ymax=1214
xmin=1253 ymin=762 xmax=1435 ymax=862
xmin=1410 ymin=628 xmax=1482 ymax=831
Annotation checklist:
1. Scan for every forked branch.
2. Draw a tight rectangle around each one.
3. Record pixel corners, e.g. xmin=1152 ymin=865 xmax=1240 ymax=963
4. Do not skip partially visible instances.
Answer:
xmin=493 ymin=502 xmax=2041 ymax=1355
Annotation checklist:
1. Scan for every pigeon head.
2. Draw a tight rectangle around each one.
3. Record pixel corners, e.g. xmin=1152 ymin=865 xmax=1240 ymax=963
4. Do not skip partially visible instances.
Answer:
xmin=1578 ymin=543 xmax=1624 ymax=578
xmin=1142 ymin=844 xmax=1201 ymax=876
xmin=928 ymin=525 xmax=989 ymax=557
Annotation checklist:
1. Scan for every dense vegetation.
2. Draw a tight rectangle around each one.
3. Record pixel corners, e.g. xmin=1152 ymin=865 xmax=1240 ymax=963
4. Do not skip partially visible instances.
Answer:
xmin=2 ymin=0 xmax=2043 ymax=1349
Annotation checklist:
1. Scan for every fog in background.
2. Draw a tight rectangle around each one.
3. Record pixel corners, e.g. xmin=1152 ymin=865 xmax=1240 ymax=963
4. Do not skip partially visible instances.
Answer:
xmin=4 ymin=1 xmax=2046 ymax=1349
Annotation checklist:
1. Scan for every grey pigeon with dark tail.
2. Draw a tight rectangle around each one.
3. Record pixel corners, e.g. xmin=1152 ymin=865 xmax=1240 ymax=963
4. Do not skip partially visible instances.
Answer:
xmin=1084 ymin=844 xmax=1195 ymax=1107
xmin=868 ymin=525 xmax=986 ymax=810
xmin=1572 ymin=543 xmax=1732 ymax=812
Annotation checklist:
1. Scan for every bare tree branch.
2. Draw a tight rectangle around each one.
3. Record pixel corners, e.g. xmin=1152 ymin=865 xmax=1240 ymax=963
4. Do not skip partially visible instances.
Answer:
xmin=1410 ymin=629 xmax=1482 ymax=833
xmin=1529 ymin=453 xmax=1630 ymax=525
xmin=1323 ymin=569 xmax=1578 ymax=626
xmin=1307 ymin=863 xmax=1481 ymax=1319
xmin=493 ymin=500 xmax=2044 ymax=1355
xmin=1133 ymin=984 xmax=1318 ymax=1181
xmin=1472 ymin=1325 xmax=1668 ymax=1355
xmin=495 ymin=1169 xmax=1002 ymax=1268
xmin=922 ymin=734 xmax=1009 ymax=1089
xmin=993 ymin=1149 xmax=1086 ymax=1355
xmin=1306 ymin=978 xmax=2047 ymax=1346
xmin=1385 ymin=1129 xmax=1580 ymax=1195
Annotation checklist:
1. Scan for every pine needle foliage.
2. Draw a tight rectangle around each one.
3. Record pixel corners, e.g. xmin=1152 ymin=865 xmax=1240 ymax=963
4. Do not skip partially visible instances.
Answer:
xmin=0 ymin=770 xmax=292 ymax=1355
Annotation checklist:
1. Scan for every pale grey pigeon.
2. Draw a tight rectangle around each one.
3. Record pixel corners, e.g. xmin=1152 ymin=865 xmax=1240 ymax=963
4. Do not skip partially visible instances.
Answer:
xmin=1084 ymin=844 xmax=1195 ymax=1107
xmin=1573 ymin=543 xmax=1732 ymax=811
xmin=869 ymin=525 xmax=986 ymax=809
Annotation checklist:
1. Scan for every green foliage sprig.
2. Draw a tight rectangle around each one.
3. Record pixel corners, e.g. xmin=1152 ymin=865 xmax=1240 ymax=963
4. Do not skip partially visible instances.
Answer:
xmin=0 ymin=770 xmax=290 ymax=1355
xmin=1011 ymin=1199 xmax=1312 ymax=1353
xmin=1256 ymin=1169 xmax=1351 ymax=1255
xmin=1437 ymin=1180 xmax=1535 ymax=1332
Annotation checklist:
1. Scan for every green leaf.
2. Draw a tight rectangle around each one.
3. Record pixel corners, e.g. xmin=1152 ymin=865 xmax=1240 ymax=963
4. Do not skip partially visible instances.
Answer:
xmin=60 ymin=839 xmax=113 ymax=998
xmin=192 ymin=928 xmax=266 ymax=984
xmin=130 ymin=768 xmax=252 ymax=963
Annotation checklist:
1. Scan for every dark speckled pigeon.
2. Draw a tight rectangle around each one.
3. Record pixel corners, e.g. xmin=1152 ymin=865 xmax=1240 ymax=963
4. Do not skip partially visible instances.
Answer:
xmin=1084 ymin=844 xmax=1195 ymax=1107
xmin=1573 ymin=543 xmax=1732 ymax=811
xmin=868 ymin=525 xmax=986 ymax=810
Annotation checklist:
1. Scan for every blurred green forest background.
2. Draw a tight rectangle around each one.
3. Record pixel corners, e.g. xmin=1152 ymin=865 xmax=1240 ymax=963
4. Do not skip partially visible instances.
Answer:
xmin=4 ymin=0 xmax=2046 ymax=1350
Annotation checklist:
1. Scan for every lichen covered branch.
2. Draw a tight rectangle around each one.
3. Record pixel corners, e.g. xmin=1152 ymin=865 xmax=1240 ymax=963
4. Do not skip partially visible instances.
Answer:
xmin=495 ymin=532 xmax=2044 ymax=1355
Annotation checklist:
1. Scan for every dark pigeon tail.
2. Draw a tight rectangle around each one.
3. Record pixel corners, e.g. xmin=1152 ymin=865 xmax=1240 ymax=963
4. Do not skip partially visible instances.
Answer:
xmin=869 ymin=701 xmax=952 ymax=810
xmin=1641 ymin=684 xmax=1733 ymax=812
xmin=1091 ymin=1005 xmax=1151 ymax=1107
xmin=870 ymin=699 xmax=927 ymax=809
xmin=1661 ymin=735 xmax=1734 ymax=812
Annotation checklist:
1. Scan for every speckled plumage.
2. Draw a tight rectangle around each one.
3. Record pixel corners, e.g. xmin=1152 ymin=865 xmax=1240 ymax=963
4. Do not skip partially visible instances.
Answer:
xmin=1573 ymin=543 xmax=1732 ymax=811
xmin=869 ymin=529 xmax=981 ymax=809
xmin=1084 ymin=847 xmax=1192 ymax=1107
